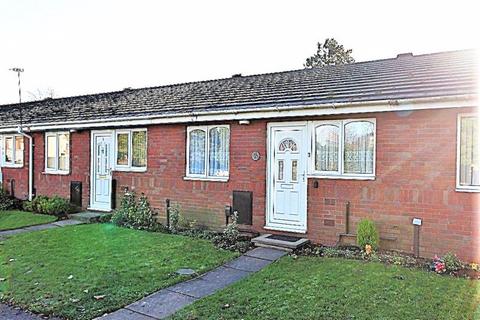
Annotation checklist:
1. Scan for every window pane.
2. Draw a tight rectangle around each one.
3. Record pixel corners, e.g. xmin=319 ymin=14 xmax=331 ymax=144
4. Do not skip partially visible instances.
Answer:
xmin=208 ymin=127 xmax=230 ymax=177
xmin=315 ymin=125 xmax=339 ymax=171
xmin=189 ymin=129 xmax=206 ymax=175
xmin=5 ymin=137 xmax=13 ymax=163
xmin=344 ymin=121 xmax=375 ymax=174
xmin=278 ymin=160 xmax=284 ymax=180
xmin=58 ymin=134 xmax=69 ymax=171
xmin=116 ymin=133 xmax=129 ymax=166
xmin=459 ymin=116 xmax=479 ymax=186
xmin=132 ymin=131 xmax=147 ymax=167
xmin=15 ymin=136 xmax=24 ymax=165
xmin=291 ymin=160 xmax=298 ymax=182
xmin=47 ymin=136 xmax=57 ymax=169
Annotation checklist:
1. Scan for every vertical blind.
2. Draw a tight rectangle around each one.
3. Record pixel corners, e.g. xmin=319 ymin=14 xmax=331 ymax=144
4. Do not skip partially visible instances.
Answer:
xmin=459 ymin=116 xmax=479 ymax=186
xmin=315 ymin=124 xmax=339 ymax=172
xmin=344 ymin=121 xmax=375 ymax=174
xmin=208 ymin=127 xmax=229 ymax=177
xmin=189 ymin=129 xmax=206 ymax=175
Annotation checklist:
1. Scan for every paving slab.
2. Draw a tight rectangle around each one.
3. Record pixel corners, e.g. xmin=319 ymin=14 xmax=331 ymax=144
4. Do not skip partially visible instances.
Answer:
xmin=96 ymin=308 xmax=156 ymax=320
xmin=244 ymin=247 xmax=287 ymax=261
xmin=224 ymin=255 xmax=273 ymax=272
xmin=0 ymin=303 xmax=61 ymax=320
xmin=126 ymin=289 xmax=196 ymax=319
xmin=23 ymin=224 xmax=59 ymax=232
xmin=52 ymin=219 xmax=84 ymax=227
xmin=168 ymin=266 xmax=250 ymax=298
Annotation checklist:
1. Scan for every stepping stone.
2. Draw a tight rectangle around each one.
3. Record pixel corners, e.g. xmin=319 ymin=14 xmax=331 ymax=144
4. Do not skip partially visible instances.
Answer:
xmin=224 ymin=255 xmax=273 ymax=272
xmin=168 ymin=267 xmax=249 ymax=298
xmin=244 ymin=247 xmax=287 ymax=261
xmin=175 ymin=268 xmax=196 ymax=275
xmin=127 ymin=289 xmax=196 ymax=319
xmin=52 ymin=219 xmax=84 ymax=227
xmin=96 ymin=308 xmax=154 ymax=320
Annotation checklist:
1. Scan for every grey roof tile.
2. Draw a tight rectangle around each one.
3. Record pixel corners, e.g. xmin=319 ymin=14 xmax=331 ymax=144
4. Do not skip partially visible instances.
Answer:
xmin=0 ymin=49 xmax=477 ymax=129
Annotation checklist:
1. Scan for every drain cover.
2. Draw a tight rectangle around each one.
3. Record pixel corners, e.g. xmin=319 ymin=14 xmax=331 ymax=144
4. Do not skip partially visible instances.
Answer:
xmin=176 ymin=268 xmax=196 ymax=275
xmin=266 ymin=234 xmax=302 ymax=242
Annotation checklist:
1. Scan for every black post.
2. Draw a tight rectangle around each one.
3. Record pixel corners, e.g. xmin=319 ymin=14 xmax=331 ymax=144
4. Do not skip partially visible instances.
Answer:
xmin=166 ymin=199 xmax=171 ymax=229
xmin=413 ymin=225 xmax=420 ymax=258
xmin=345 ymin=201 xmax=350 ymax=234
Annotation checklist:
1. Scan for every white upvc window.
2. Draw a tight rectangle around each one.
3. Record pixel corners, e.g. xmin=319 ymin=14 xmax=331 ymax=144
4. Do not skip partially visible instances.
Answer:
xmin=186 ymin=125 xmax=230 ymax=181
xmin=1 ymin=134 xmax=24 ymax=168
xmin=114 ymin=129 xmax=147 ymax=171
xmin=310 ymin=118 xmax=376 ymax=179
xmin=456 ymin=114 xmax=479 ymax=192
xmin=45 ymin=132 xmax=70 ymax=174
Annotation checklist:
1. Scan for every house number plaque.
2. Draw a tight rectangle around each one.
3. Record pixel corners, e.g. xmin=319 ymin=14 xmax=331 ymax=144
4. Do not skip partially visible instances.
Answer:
xmin=251 ymin=151 xmax=260 ymax=161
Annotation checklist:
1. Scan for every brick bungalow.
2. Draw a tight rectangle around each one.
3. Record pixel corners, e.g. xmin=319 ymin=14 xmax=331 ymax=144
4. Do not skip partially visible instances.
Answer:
xmin=0 ymin=49 xmax=478 ymax=262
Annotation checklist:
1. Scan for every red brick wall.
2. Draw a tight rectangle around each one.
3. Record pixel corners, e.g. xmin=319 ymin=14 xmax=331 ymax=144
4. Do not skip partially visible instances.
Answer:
xmin=1 ymin=107 xmax=478 ymax=262
xmin=33 ymin=131 xmax=91 ymax=207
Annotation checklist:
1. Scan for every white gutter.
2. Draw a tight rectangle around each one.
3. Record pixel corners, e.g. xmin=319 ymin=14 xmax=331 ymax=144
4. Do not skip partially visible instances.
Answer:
xmin=0 ymin=94 xmax=477 ymax=133
xmin=16 ymin=126 xmax=33 ymax=201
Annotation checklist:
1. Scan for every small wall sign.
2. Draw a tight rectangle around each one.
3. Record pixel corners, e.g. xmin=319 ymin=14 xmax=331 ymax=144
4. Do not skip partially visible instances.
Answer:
xmin=412 ymin=218 xmax=422 ymax=226
xmin=251 ymin=151 xmax=261 ymax=161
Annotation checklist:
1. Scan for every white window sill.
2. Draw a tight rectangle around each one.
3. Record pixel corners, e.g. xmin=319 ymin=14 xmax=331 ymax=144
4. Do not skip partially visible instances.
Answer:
xmin=114 ymin=167 xmax=147 ymax=173
xmin=183 ymin=176 xmax=229 ymax=182
xmin=455 ymin=187 xmax=480 ymax=193
xmin=43 ymin=170 xmax=70 ymax=175
xmin=308 ymin=174 xmax=375 ymax=181
xmin=1 ymin=164 xmax=24 ymax=169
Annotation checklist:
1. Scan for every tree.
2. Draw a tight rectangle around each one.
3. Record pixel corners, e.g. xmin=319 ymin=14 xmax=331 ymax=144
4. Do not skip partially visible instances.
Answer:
xmin=304 ymin=38 xmax=355 ymax=68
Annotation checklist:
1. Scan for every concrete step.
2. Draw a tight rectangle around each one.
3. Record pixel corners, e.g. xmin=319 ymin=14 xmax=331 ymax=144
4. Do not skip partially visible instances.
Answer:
xmin=68 ymin=211 xmax=109 ymax=223
xmin=252 ymin=233 xmax=310 ymax=252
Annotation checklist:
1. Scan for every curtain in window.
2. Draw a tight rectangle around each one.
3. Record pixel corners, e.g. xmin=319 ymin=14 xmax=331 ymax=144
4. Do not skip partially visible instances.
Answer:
xmin=58 ymin=134 xmax=69 ymax=171
xmin=315 ymin=124 xmax=339 ymax=171
xmin=14 ymin=136 xmax=23 ymax=165
xmin=132 ymin=131 xmax=147 ymax=167
xmin=460 ymin=116 xmax=479 ymax=186
xmin=189 ymin=129 xmax=206 ymax=175
xmin=116 ymin=133 xmax=129 ymax=166
xmin=344 ymin=121 xmax=374 ymax=174
xmin=46 ymin=136 xmax=57 ymax=169
xmin=5 ymin=137 xmax=13 ymax=163
xmin=208 ymin=127 xmax=229 ymax=177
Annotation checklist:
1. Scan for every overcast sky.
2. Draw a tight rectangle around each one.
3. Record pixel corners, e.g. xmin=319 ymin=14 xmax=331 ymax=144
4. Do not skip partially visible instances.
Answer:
xmin=0 ymin=0 xmax=478 ymax=105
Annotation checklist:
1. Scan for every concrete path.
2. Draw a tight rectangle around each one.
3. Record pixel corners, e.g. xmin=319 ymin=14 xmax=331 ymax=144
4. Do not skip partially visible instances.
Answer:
xmin=0 ymin=219 xmax=84 ymax=239
xmin=96 ymin=247 xmax=287 ymax=320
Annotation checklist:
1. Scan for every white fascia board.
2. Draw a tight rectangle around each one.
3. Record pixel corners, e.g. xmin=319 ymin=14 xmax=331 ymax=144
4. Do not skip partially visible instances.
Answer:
xmin=0 ymin=94 xmax=477 ymax=133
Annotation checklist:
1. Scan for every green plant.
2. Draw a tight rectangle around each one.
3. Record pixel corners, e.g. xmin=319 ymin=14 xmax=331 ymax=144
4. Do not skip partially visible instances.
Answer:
xmin=356 ymin=218 xmax=380 ymax=250
xmin=168 ymin=204 xmax=181 ymax=233
xmin=442 ymin=252 xmax=463 ymax=273
xmin=0 ymin=188 xmax=20 ymax=211
xmin=21 ymin=195 xmax=71 ymax=217
xmin=111 ymin=192 xmax=159 ymax=231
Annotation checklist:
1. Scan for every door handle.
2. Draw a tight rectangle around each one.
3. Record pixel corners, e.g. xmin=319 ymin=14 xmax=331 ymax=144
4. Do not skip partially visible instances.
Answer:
xmin=302 ymin=172 xmax=306 ymax=182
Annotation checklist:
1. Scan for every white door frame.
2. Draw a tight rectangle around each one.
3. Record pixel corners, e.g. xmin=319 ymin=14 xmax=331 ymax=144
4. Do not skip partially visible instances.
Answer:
xmin=89 ymin=130 xmax=114 ymax=211
xmin=265 ymin=121 xmax=309 ymax=233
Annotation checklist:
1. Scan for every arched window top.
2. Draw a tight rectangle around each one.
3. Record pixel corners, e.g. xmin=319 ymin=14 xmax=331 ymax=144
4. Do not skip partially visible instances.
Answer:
xmin=278 ymin=138 xmax=298 ymax=152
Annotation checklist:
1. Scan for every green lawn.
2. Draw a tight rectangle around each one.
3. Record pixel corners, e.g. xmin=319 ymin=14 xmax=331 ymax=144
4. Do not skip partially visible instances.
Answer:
xmin=0 ymin=224 xmax=237 ymax=319
xmin=0 ymin=210 xmax=57 ymax=231
xmin=172 ymin=256 xmax=480 ymax=320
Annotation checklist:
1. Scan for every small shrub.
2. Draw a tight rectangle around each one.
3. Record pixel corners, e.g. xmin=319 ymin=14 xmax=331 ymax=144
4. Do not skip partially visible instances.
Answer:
xmin=443 ymin=252 xmax=463 ymax=273
xmin=111 ymin=192 xmax=159 ymax=231
xmin=0 ymin=188 xmax=20 ymax=211
xmin=357 ymin=218 xmax=380 ymax=250
xmin=98 ymin=213 xmax=113 ymax=223
xmin=168 ymin=204 xmax=181 ymax=233
xmin=22 ymin=200 xmax=34 ymax=212
xmin=22 ymin=195 xmax=71 ymax=217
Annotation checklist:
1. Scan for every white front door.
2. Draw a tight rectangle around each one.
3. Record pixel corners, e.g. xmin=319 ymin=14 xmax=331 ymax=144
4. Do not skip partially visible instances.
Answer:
xmin=91 ymin=132 xmax=113 ymax=211
xmin=266 ymin=123 xmax=308 ymax=233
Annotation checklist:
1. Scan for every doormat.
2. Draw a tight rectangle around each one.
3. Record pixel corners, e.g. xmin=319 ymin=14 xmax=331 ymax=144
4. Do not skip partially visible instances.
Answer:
xmin=266 ymin=234 xmax=303 ymax=242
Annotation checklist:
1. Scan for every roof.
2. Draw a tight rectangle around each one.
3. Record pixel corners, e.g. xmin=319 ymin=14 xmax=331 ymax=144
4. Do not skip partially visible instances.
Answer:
xmin=0 ymin=49 xmax=477 ymax=130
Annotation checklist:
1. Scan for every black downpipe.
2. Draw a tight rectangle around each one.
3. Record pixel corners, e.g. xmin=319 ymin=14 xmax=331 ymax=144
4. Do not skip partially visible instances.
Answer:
xmin=166 ymin=199 xmax=171 ymax=229
xmin=345 ymin=201 xmax=350 ymax=234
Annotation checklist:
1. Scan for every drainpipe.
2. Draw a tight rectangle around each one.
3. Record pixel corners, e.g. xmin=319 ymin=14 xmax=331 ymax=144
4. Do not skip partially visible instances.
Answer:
xmin=16 ymin=126 xmax=33 ymax=201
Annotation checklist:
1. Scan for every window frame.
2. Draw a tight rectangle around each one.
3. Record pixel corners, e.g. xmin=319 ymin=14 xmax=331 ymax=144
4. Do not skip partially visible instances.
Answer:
xmin=185 ymin=124 xmax=230 ymax=181
xmin=309 ymin=118 xmax=376 ymax=180
xmin=0 ymin=134 xmax=24 ymax=168
xmin=456 ymin=113 xmax=480 ymax=192
xmin=44 ymin=131 xmax=70 ymax=175
xmin=113 ymin=128 xmax=148 ymax=172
